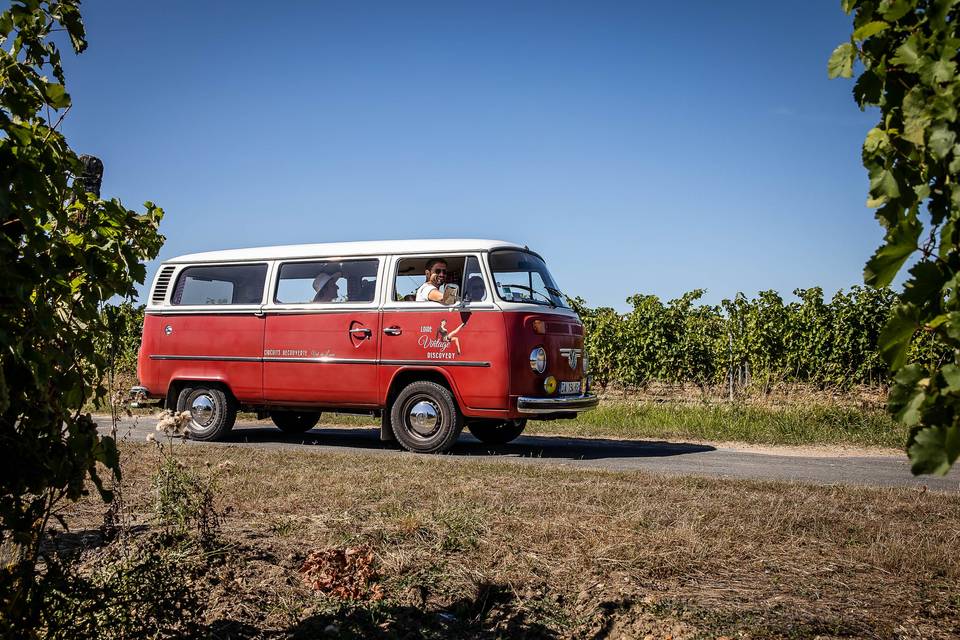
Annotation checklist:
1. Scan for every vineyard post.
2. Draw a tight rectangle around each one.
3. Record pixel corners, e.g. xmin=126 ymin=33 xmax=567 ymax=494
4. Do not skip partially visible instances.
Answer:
xmin=728 ymin=330 xmax=734 ymax=402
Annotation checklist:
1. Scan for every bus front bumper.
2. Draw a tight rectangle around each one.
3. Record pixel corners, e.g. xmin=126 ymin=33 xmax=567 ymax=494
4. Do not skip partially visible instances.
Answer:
xmin=516 ymin=394 xmax=600 ymax=414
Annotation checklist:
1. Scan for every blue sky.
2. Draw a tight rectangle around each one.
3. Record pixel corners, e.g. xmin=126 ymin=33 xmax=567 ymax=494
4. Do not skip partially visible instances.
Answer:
xmin=58 ymin=1 xmax=877 ymax=311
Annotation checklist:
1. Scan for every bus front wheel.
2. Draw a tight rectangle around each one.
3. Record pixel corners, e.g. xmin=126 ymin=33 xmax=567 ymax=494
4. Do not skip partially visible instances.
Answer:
xmin=390 ymin=381 xmax=463 ymax=454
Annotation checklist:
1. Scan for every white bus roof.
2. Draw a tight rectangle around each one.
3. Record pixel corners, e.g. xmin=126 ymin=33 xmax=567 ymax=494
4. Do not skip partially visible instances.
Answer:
xmin=165 ymin=239 xmax=529 ymax=264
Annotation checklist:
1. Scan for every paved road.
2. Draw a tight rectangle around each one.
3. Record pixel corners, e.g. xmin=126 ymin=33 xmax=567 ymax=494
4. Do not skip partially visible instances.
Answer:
xmin=97 ymin=415 xmax=960 ymax=492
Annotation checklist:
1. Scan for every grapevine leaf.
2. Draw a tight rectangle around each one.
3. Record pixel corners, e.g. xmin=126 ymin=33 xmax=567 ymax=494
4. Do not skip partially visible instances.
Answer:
xmin=928 ymin=125 xmax=956 ymax=160
xmin=950 ymin=145 xmax=960 ymax=173
xmin=863 ymin=127 xmax=890 ymax=155
xmin=868 ymin=166 xmax=901 ymax=202
xmin=43 ymin=82 xmax=70 ymax=109
xmin=890 ymin=35 xmax=922 ymax=71
xmin=874 ymin=201 xmax=904 ymax=228
xmin=864 ymin=215 xmax=919 ymax=287
xmin=878 ymin=303 xmax=919 ymax=369
xmin=925 ymin=59 xmax=956 ymax=85
xmin=828 ymin=42 xmax=856 ymax=79
xmin=927 ymin=314 xmax=950 ymax=329
xmin=854 ymin=21 xmax=888 ymax=40
xmin=902 ymin=87 xmax=931 ymax=146
xmin=853 ymin=68 xmax=883 ymax=107
xmin=880 ymin=0 xmax=911 ymax=22
xmin=889 ymin=362 xmax=925 ymax=414
xmin=944 ymin=312 xmax=960 ymax=342
xmin=908 ymin=424 xmax=960 ymax=475
xmin=901 ymin=260 xmax=944 ymax=305
xmin=941 ymin=364 xmax=960 ymax=392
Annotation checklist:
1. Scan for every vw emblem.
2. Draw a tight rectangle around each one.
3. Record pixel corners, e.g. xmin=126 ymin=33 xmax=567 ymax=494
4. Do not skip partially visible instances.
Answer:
xmin=560 ymin=348 xmax=581 ymax=370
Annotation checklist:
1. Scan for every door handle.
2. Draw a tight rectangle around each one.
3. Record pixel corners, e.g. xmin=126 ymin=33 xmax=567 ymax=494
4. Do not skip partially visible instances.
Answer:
xmin=349 ymin=327 xmax=372 ymax=339
xmin=383 ymin=326 xmax=402 ymax=336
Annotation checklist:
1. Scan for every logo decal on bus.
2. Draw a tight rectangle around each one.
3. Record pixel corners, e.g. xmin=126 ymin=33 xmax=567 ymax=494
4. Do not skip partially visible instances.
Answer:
xmin=418 ymin=318 xmax=465 ymax=358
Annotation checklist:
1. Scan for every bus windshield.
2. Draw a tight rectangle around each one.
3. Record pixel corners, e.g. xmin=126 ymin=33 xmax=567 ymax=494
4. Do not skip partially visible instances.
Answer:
xmin=488 ymin=249 xmax=568 ymax=308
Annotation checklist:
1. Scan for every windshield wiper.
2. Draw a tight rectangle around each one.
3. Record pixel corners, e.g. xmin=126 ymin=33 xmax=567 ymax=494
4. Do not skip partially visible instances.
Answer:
xmin=498 ymin=284 xmax=556 ymax=308
xmin=544 ymin=286 xmax=567 ymax=302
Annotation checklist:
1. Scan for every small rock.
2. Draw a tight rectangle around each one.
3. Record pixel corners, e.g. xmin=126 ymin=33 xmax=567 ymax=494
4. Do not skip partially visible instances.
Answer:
xmin=323 ymin=623 xmax=339 ymax=635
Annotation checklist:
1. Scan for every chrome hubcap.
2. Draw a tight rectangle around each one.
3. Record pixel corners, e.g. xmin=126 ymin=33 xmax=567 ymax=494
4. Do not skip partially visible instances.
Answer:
xmin=407 ymin=400 xmax=439 ymax=437
xmin=190 ymin=394 xmax=215 ymax=428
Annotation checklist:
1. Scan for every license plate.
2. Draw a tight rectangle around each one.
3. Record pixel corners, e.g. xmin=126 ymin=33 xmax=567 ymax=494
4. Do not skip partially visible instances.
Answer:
xmin=559 ymin=381 xmax=581 ymax=395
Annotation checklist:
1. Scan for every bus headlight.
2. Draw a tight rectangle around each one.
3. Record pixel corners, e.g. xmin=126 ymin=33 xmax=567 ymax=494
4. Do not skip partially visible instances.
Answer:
xmin=529 ymin=347 xmax=546 ymax=373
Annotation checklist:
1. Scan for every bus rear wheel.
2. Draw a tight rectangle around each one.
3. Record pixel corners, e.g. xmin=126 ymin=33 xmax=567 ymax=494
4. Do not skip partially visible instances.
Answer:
xmin=468 ymin=419 xmax=527 ymax=445
xmin=176 ymin=385 xmax=237 ymax=442
xmin=270 ymin=411 xmax=321 ymax=434
xmin=390 ymin=381 xmax=463 ymax=454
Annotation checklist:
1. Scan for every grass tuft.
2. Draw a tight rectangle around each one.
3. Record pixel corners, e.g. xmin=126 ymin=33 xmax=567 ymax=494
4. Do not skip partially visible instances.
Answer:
xmin=529 ymin=400 xmax=905 ymax=448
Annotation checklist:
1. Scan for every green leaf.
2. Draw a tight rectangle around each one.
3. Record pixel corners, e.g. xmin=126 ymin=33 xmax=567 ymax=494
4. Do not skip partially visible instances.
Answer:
xmin=873 ymin=201 xmax=904 ymax=228
xmin=941 ymin=364 xmax=960 ymax=392
xmin=908 ymin=424 xmax=960 ymax=475
xmin=897 ymin=387 xmax=927 ymax=426
xmin=828 ymin=42 xmax=856 ymax=79
xmin=902 ymin=87 xmax=931 ymax=146
xmin=944 ymin=311 xmax=960 ymax=342
xmin=925 ymin=59 xmax=956 ymax=85
xmin=854 ymin=21 xmax=889 ymax=40
xmin=853 ymin=69 xmax=883 ymax=107
xmin=841 ymin=0 xmax=858 ymax=15
xmin=868 ymin=166 xmax=901 ymax=204
xmin=43 ymin=82 xmax=70 ymax=109
xmin=878 ymin=303 xmax=919 ymax=369
xmin=901 ymin=260 xmax=945 ymax=305
xmin=863 ymin=127 xmax=891 ymax=155
xmin=928 ymin=125 xmax=956 ymax=160
xmin=889 ymin=362 xmax=925 ymax=413
xmin=949 ymin=144 xmax=960 ymax=173
xmin=880 ymin=0 xmax=911 ymax=22
xmin=890 ymin=35 xmax=921 ymax=71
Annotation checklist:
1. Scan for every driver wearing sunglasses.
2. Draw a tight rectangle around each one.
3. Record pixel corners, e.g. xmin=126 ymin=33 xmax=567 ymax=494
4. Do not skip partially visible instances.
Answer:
xmin=415 ymin=258 xmax=448 ymax=302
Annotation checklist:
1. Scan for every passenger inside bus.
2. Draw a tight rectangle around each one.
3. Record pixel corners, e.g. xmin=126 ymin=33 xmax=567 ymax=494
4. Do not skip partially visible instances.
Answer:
xmin=312 ymin=271 xmax=341 ymax=302
xmin=464 ymin=275 xmax=486 ymax=302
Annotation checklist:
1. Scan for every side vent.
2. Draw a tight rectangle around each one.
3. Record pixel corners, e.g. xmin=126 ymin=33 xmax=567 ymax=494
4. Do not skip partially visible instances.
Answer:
xmin=151 ymin=266 xmax=175 ymax=304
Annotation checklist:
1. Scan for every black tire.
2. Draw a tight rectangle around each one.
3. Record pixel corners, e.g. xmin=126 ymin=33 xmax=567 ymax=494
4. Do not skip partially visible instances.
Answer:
xmin=270 ymin=411 xmax=321 ymax=433
xmin=176 ymin=385 xmax=237 ymax=441
xmin=468 ymin=419 xmax=527 ymax=445
xmin=390 ymin=381 xmax=463 ymax=454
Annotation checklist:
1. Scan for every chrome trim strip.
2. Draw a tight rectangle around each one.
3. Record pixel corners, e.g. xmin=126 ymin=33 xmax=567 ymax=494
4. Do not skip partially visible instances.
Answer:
xmin=262 ymin=357 xmax=378 ymax=365
xmin=379 ymin=359 xmax=491 ymax=368
xmin=149 ymin=355 xmax=488 ymax=367
xmin=516 ymin=394 xmax=599 ymax=414
xmin=150 ymin=355 xmax=261 ymax=362
xmin=145 ymin=310 xmax=265 ymax=316
xmin=379 ymin=306 xmax=499 ymax=312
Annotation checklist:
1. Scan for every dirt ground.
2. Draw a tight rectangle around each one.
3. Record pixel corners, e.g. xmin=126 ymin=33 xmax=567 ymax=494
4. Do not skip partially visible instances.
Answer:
xmin=59 ymin=441 xmax=960 ymax=639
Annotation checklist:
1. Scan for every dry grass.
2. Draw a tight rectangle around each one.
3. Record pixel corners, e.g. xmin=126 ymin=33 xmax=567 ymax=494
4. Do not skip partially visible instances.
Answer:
xmin=61 ymin=442 xmax=960 ymax=639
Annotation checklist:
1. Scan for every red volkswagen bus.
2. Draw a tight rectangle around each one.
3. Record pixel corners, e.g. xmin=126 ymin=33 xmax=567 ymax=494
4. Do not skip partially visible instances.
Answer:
xmin=134 ymin=239 xmax=598 ymax=453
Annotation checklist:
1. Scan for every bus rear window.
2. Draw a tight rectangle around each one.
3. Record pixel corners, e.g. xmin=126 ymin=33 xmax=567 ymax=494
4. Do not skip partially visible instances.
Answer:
xmin=171 ymin=264 xmax=267 ymax=305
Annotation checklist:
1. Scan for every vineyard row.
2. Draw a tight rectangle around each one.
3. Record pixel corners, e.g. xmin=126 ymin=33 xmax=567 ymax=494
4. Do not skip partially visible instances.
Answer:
xmin=568 ymin=287 xmax=945 ymax=391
